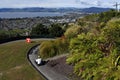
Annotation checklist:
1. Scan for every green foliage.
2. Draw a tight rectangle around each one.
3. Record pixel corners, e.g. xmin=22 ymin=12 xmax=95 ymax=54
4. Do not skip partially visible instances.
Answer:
xmin=76 ymin=10 xmax=120 ymax=33
xmin=31 ymin=23 xmax=65 ymax=37
xmin=40 ymin=40 xmax=56 ymax=58
xmin=39 ymin=38 xmax=69 ymax=58
xmin=82 ymin=14 xmax=99 ymax=22
xmin=98 ymin=10 xmax=120 ymax=22
xmin=102 ymin=18 xmax=120 ymax=42
xmin=31 ymin=23 xmax=48 ymax=37
xmin=66 ymin=18 xmax=120 ymax=80
xmin=64 ymin=24 xmax=84 ymax=39
xmin=0 ymin=30 xmax=9 ymax=39
xmin=0 ymin=29 xmax=25 ymax=40
xmin=49 ymin=23 xmax=64 ymax=37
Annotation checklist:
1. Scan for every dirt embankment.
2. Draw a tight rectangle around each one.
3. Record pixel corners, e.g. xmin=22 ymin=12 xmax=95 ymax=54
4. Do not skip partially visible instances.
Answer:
xmin=47 ymin=56 xmax=80 ymax=80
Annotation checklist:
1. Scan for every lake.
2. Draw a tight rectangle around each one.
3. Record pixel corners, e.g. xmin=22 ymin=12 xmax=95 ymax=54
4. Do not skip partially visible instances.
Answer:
xmin=0 ymin=12 xmax=65 ymax=18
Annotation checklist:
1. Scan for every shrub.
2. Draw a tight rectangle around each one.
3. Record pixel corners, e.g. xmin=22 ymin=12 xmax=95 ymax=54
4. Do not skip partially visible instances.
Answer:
xmin=40 ymin=41 xmax=56 ymax=58
xmin=48 ymin=23 xmax=64 ymax=37
xmin=31 ymin=23 xmax=49 ymax=37
xmin=39 ymin=38 xmax=69 ymax=58
xmin=64 ymin=24 xmax=83 ymax=39
xmin=66 ymin=18 xmax=120 ymax=80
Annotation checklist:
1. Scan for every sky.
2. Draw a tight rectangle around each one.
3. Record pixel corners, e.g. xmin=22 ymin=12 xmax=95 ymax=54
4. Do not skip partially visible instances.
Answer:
xmin=0 ymin=0 xmax=120 ymax=8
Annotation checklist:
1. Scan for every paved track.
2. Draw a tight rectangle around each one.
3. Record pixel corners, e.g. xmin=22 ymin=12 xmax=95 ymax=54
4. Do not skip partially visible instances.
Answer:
xmin=28 ymin=44 xmax=70 ymax=80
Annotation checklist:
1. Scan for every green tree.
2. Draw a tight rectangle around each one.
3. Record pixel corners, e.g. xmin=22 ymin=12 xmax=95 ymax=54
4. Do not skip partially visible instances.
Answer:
xmin=98 ymin=10 xmax=117 ymax=22
xmin=31 ymin=23 xmax=48 ymax=37
xmin=64 ymin=24 xmax=84 ymax=39
xmin=39 ymin=38 xmax=68 ymax=58
xmin=49 ymin=23 xmax=64 ymax=37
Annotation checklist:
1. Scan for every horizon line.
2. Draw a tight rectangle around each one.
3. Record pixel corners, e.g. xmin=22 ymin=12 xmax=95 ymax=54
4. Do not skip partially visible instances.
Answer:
xmin=0 ymin=6 xmax=113 ymax=9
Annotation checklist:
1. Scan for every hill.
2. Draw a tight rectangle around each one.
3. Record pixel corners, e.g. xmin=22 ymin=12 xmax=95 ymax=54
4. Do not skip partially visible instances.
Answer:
xmin=81 ymin=7 xmax=112 ymax=13
xmin=0 ymin=7 xmax=112 ymax=13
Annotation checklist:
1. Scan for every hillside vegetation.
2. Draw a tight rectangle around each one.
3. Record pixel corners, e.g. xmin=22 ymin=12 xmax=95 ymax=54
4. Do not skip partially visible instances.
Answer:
xmin=65 ymin=10 xmax=120 ymax=80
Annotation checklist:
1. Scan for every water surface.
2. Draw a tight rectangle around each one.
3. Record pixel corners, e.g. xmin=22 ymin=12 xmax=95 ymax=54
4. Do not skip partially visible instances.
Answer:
xmin=0 ymin=12 xmax=65 ymax=18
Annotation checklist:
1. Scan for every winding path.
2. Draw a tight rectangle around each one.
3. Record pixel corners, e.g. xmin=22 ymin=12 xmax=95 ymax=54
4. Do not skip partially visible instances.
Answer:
xmin=27 ymin=44 xmax=70 ymax=80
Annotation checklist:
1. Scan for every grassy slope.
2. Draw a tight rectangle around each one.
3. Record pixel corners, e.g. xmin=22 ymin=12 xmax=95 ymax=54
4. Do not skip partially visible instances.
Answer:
xmin=0 ymin=40 xmax=44 ymax=80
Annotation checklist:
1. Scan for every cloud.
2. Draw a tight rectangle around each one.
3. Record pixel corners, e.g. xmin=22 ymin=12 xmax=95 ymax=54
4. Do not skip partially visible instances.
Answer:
xmin=0 ymin=0 xmax=119 ymax=8
xmin=80 ymin=2 xmax=91 ymax=5
xmin=75 ymin=0 xmax=117 ymax=8
xmin=92 ymin=1 xmax=101 ymax=6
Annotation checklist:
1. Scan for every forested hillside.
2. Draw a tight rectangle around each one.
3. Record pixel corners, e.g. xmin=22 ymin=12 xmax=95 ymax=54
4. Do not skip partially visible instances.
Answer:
xmin=65 ymin=10 xmax=120 ymax=80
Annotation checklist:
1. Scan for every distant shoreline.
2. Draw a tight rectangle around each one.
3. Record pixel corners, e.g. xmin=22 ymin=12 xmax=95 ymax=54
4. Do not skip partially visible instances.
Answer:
xmin=0 ymin=12 xmax=66 ymax=19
